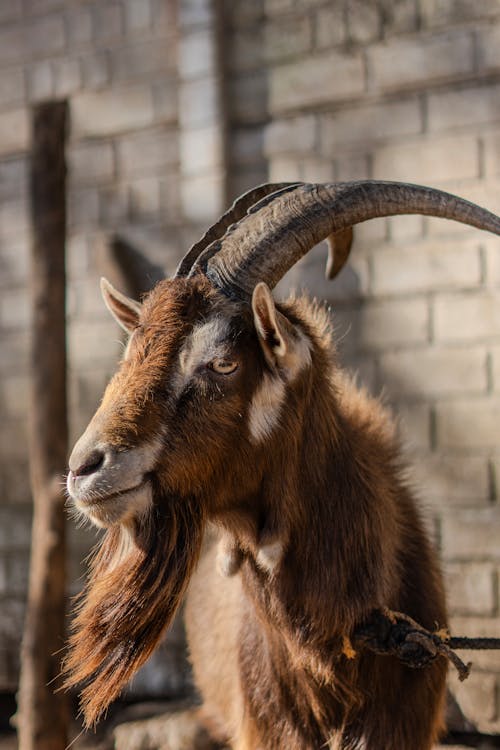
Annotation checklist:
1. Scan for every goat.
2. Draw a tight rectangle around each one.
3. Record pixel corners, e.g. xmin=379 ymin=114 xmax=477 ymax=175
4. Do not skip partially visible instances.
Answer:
xmin=65 ymin=181 xmax=500 ymax=749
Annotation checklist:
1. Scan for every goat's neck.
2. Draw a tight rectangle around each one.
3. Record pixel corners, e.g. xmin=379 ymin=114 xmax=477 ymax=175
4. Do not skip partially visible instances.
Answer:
xmin=239 ymin=370 xmax=400 ymax=649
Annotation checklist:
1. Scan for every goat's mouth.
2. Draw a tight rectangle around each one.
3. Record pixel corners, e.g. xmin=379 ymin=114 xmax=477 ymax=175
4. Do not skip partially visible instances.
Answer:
xmin=72 ymin=479 xmax=153 ymax=528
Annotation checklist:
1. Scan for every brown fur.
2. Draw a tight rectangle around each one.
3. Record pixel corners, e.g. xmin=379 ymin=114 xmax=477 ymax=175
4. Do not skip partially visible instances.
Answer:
xmin=65 ymin=275 xmax=447 ymax=747
xmin=187 ymin=297 xmax=447 ymax=749
xmin=63 ymin=492 xmax=205 ymax=726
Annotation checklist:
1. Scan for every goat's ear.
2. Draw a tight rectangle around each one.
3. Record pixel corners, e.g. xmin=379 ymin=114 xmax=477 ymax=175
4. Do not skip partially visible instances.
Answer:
xmin=252 ymin=282 xmax=290 ymax=366
xmin=100 ymin=277 xmax=142 ymax=333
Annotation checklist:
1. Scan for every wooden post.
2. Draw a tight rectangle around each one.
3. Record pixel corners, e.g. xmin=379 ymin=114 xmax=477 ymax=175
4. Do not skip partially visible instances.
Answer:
xmin=18 ymin=101 xmax=69 ymax=750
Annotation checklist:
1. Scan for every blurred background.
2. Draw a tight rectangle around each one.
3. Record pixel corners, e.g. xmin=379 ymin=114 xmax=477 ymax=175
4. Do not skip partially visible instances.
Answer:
xmin=0 ymin=0 xmax=499 ymax=747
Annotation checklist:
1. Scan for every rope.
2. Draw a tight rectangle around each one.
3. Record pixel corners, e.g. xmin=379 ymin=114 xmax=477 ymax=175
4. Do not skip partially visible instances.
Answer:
xmin=351 ymin=609 xmax=500 ymax=682
xmin=448 ymin=636 xmax=500 ymax=650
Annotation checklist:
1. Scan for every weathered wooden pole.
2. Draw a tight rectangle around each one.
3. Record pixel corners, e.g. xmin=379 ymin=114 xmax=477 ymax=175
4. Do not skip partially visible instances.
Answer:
xmin=18 ymin=100 xmax=69 ymax=750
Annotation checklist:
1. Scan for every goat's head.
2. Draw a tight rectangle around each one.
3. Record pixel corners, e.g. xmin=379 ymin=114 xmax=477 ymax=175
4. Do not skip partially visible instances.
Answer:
xmin=64 ymin=181 xmax=500 ymax=726
xmin=68 ymin=273 xmax=317 ymax=532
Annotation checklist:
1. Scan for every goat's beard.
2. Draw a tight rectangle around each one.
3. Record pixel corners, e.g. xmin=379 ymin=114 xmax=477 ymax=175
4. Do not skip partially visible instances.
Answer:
xmin=62 ymin=490 xmax=205 ymax=728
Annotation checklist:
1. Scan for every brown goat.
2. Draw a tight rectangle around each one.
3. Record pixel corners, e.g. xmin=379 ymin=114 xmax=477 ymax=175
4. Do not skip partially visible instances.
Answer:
xmin=65 ymin=182 xmax=500 ymax=749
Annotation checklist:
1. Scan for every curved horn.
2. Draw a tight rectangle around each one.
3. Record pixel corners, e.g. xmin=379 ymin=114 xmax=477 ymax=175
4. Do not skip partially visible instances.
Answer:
xmin=175 ymin=182 xmax=303 ymax=277
xmin=191 ymin=181 xmax=500 ymax=300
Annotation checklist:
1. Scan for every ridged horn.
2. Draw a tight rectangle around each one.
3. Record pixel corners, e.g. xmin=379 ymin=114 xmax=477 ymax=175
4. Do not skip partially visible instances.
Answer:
xmin=190 ymin=181 xmax=500 ymax=300
xmin=175 ymin=182 xmax=303 ymax=277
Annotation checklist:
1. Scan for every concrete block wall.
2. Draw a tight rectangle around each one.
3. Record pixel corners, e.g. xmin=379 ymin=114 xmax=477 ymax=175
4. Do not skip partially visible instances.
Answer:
xmin=178 ymin=0 xmax=227 ymax=223
xmin=257 ymin=0 xmax=500 ymax=733
xmin=0 ymin=0 xmax=186 ymax=693
xmin=224 ymin=0 xmax=268 ymax=198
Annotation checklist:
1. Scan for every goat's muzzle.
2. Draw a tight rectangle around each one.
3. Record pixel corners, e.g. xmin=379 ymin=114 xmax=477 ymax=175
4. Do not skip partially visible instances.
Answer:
xmin=67 ymin=429 xmax=162 ymax=527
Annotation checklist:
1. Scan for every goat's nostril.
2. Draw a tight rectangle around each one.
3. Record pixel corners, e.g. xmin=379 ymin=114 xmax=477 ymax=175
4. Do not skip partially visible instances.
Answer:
xmin=73 ymin=450 xmax=105 ymax=478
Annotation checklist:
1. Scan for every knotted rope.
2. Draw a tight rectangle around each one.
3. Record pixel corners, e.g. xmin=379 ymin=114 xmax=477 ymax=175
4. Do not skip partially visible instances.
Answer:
xmin=352 ymin=608 xmax=500 ymax=681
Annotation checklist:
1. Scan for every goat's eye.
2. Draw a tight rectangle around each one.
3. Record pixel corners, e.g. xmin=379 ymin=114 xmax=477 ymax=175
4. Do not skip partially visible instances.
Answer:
xmin=209 ymin=358 xmax=238 ymax=375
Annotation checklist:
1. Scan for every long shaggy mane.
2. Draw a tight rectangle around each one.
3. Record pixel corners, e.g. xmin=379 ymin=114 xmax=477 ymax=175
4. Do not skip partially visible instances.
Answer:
xmin=62 ymin=489 xmax=205 ymax=728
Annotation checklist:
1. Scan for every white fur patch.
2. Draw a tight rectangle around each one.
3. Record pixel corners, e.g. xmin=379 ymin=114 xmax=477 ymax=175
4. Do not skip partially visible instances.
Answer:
xmin=187 ymin=317 xmax=230 ymax=367
xmin=107 ymin=525 xmax=135 ymax=570
xmin=256 ymin=541 xmax=284 ymax=575
xmin=248 ymin=329 xmax=311 ymax=445
xmin=248 ymin=373 xmax=286 ymax=444
xmin=216 ymin=536 xmax=244 ymax=577
xmin=174 ymin=316 xmax=231 ymax=393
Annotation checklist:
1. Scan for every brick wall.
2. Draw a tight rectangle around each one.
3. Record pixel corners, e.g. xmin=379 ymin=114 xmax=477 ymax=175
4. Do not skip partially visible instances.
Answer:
xmin=0 ymin=0 xmax=499 ymax=733
xmin=254 ymin=0 xmax=500 ymax=733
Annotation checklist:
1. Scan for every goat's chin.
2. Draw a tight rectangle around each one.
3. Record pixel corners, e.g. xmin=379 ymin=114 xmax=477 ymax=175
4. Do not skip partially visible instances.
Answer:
xmin=62 ymin=490 xmax=205 ymax=728
xmin=76 ymin=482 xmax=153 ymax=529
